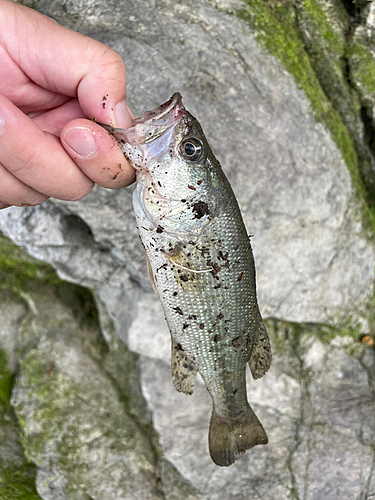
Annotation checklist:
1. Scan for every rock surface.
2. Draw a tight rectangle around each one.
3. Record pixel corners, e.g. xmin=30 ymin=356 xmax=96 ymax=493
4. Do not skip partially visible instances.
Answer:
xmin=2 ymin=0 xmax=374 ymax=325
xmin=1 ymin=0 xmax=375 ymax=498
xmin=0 ymin=277 xmax=203 ymax=500
xmin=0 ymin=296 xmax=41 ymax=500
xmin=1 ymin=276 xmax=374 ymax=499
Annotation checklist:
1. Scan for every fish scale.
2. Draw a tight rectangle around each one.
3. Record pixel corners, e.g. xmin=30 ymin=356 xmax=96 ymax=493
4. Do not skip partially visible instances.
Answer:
xmin=107 ymin=92 xmax=272 ymax=466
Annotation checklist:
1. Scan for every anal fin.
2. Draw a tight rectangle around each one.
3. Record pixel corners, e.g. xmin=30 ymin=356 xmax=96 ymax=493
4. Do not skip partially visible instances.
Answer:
xmin=248 ymin=319 xmax=272 ymax=380
xmin=171 ymin=338 xmax=197 ymax=395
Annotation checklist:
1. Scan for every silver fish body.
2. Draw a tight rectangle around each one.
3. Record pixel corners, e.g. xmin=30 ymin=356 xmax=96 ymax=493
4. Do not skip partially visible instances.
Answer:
xmin=111 ymin=93 xmax=271 ymax=466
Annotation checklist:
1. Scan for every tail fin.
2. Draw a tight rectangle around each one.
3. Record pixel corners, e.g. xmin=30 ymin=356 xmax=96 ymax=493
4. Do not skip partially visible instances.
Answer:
xmin=209 ymin=406 xmax=268 ymax=467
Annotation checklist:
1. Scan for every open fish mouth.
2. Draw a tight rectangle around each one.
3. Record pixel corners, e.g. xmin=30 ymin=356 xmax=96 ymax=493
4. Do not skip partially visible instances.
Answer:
xmin=102 ymin=92 xmax=184 ymax=142
xmin=102 ymin=93 xmax=186 ymax=173
xmin=131 ymin=92 xmax=183 ymax=127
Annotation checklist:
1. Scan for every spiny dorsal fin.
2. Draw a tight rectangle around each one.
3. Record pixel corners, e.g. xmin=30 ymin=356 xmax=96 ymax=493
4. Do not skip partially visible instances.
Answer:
xmin=249 ymin=319 xmax=272 ymax=380
xmin=171 ymin=338 xmax=197 ymax=395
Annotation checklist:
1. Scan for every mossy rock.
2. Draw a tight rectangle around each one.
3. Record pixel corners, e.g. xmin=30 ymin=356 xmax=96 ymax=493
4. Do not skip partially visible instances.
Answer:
xmin=236 ymin=0 xmax=375 ymax=232
xmin=0 ymin=347 xmax=41 ymax=500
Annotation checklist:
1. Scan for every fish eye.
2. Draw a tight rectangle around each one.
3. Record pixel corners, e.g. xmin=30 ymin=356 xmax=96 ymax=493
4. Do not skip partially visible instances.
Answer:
xmin=181 ymin=138 xmax=204 ymax=162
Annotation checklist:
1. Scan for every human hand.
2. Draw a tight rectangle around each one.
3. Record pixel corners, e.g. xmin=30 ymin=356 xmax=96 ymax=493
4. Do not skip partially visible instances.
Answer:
xmin=0 ymin=0 xmax=135 ymax=210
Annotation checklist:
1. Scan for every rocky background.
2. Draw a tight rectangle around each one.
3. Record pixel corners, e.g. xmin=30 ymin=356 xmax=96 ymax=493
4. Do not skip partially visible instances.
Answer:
xmin=1 ymin=0 xmax=375 ymax=498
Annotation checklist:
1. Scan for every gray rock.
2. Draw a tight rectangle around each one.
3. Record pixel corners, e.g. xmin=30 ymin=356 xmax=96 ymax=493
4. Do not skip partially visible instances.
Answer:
xmin=0 ymin=296 xmax=41 ymax=499
xmin=1 ymin=0 xmax=375 ymax=498
xmin=139 ymin=325 xmax=375 ymax=499
xmin=1 ymin=0 xmax=374 ymax=325
xmin=7 ymin=283 xmax=202 ymax=500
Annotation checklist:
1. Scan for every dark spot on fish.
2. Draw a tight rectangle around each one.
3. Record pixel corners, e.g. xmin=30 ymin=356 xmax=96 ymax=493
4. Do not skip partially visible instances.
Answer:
xmin=233 ymin=388 xmax=238 ymax=394
xmin=237 ymin=272 xmax=244 ymax=281
xmin=207 ymin=261 xmax=221 ymax=279
xmin=199 ymin=247 xmax=209 ymax=257
xmin=217 ymin=313 xmax=224 ymax=320
xmin=173 ymin=291 xmax=178 ymax=296
xmin=182 ymin=323 xmax=190 ymax=329
xmin=192 ymin=201 xmax=209 ymax=219
xmin=188 ymin=315 xmax=197 ymax=320
xmin=173 ymin=306 xmax=184 ymax=315
xmin=213 ymin=284 xmax=221 ymax=289
xmin=181 ymin=199 xmax=187 ymax=203
xmin=232 ymin=336 xmax=244 ymax=348
xmin=175 ymin=343 xmax=184 ymax=351
xmin=199 ymin=323 xmax=205 ymax=330
xmin=188 ymin=185 xmax=196 ymax=191
xmin=156 ymin=226 xmax=164 ymax=234
xmin=112 ymin=174 xmax=118 ymax=180
xmin=183 ymin=362 xmax=195 ymax=371
xmin=217 ymin=250 xmax=229 ymax=264
xmin=197 ymin=179 xmax=203 ymax=185
xmin=180 ymin=274 xmax=189 ymax=282
xmin=158 ymin=181 xmax=162 ymax=187
xmin=156 ymin=263 xmax=168 ymax=272
xmin=213 ymin=334 xmax=221 ymax=343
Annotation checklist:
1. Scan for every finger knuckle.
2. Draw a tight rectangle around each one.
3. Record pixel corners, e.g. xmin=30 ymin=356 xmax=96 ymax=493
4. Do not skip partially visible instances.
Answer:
xmin=97 ymin=47 xmax=126 ymax=78
xmin=12 ymin=145 xmax=39 ymax=175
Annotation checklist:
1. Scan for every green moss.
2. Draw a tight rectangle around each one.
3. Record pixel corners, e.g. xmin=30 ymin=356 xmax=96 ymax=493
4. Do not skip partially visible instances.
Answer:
xmin=0 ymin=233 xmax=61 ymax=298
xmin=265 ymin=317 xmax=361 ymax=351
xmin=348 ymin=43 xmax=375 ymax=96
xmin=0 ymin=350 xmax=13 ymax=410
xmin=237 ymin=0 xmax=375 ymax=232
xmin=0 ymin=464 xmax=41 ymax=500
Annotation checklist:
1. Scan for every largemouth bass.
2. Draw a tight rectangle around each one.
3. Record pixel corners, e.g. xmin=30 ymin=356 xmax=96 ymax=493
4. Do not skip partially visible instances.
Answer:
xmin=108 ymin=93 xmax=271 ymax=467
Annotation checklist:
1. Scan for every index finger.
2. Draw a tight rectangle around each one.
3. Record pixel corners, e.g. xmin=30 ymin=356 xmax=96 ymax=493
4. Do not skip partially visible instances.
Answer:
xmin=1 ymin=0 xmax=131 ymax=127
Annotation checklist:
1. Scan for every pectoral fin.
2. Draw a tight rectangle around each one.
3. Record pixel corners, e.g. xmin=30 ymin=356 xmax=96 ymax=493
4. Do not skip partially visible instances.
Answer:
xmin=171 ymin=338 xmax=197 ymax=395
xmin=146 ymin=254 xmax=157 ymax=294
xmin=248 ymin=319 xmax=272 ymax=380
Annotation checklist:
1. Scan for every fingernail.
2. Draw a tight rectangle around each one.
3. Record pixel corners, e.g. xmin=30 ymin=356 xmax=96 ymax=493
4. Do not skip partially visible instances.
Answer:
xmin=63 ymin=127 xmax=97 ymax=158
xmin=115 ymin=100 xmax=132 ymax=128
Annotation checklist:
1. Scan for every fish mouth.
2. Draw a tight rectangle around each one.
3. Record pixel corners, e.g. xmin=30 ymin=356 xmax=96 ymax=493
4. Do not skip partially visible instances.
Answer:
xmin=104 ymin=93 xmax=184 ymax=143
xmin=131 ymin=92 xmax=183 ymax=127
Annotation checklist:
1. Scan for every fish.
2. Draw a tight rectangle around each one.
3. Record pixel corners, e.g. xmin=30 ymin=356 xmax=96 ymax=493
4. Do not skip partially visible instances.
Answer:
xmin=107 ymin=93 xmax=271 ymax=467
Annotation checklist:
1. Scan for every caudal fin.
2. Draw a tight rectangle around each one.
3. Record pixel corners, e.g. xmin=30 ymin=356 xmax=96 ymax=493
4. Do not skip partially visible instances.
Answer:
xmin=208 ymin=406 xmax=268 ymax=467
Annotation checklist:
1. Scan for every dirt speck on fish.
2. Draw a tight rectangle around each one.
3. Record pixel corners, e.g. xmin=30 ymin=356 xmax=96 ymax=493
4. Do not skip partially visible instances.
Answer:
xmin=108 ymin=93 xmax=271 ymax=467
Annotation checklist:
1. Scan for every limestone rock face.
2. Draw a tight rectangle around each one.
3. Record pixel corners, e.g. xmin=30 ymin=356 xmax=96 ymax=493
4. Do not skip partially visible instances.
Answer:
xmin=0 ymin=282 xmax=202 ymax=500
xmin=1 ymin=0 xmax=375 ymax=498
xmin=1 ymin=0 xmax=374 ymax=325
